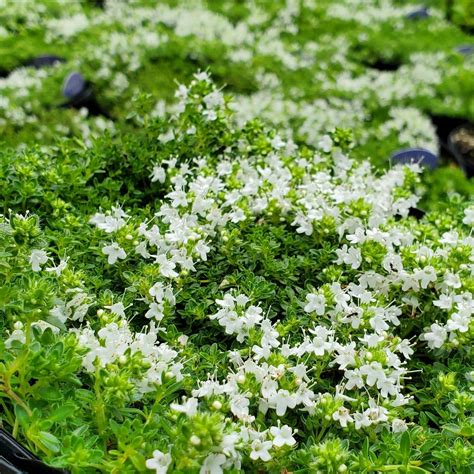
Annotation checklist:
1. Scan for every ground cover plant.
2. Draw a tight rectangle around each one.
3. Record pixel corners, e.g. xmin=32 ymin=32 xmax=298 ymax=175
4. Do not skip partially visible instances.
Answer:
xmin=0 ymin=0 xmax=473 ymax=209
xmin=0 ymin=1 xmax=473 ymax=473
xmin=1 ymin=71 xmax=473 ymax=473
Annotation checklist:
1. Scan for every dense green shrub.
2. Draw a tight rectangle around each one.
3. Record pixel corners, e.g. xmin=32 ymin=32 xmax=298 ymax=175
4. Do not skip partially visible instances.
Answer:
xmin=0 ymin=74 xmax=472 ymax=473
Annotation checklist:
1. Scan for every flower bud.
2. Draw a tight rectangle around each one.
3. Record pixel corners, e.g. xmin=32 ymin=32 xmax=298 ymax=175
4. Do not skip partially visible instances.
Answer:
xmin=212 ymin=400 xmax=222 ymax=410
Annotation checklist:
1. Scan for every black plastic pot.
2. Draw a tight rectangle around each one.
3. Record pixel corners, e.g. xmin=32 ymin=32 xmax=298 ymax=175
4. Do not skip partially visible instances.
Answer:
xmin=364 ymin=58 xmax=401 ymax=71
xmin=406 ymin=7 xmax=430 ymax=20
xmin=390 ymin=147 xmax=438 ymax=169
xmin=61 ymin=72 xmax=110 ymax=117
xmin=0 ymin=55 xmax=65 ymax=79
xmin=24 ymin=55 xmax=65 ymax=69
xmin=408 ymin=207 xmax=426 ymax=220
xmin=455 ymin=45 xmax=474 ymax=56
xmin=429 ymin=114 xmax=466 ymax=153
xmin=448 ymin=124 xmax=474 ymax=178
xmin=0 ymin=429 xmax=67 ymax=474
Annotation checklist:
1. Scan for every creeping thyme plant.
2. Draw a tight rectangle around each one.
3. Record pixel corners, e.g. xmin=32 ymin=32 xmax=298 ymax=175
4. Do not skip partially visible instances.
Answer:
xmin=1 ymin=0 xmax=473 ymax=207
xmin=0 ymin=1 xmax=474 ymax=474
xmin=1 ymin=72 xmax=473 ymax=473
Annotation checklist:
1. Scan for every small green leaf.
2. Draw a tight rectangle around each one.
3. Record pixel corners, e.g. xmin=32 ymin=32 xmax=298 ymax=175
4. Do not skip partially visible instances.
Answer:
xmin=400 ymin=431 xmax=411 ymax=462
xmin=36 ymin=431 xmax=60 ymax=453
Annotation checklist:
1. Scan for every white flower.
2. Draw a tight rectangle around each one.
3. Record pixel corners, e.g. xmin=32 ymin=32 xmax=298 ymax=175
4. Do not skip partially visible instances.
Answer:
xmin=364 ymin=400 xmax=388 ymax=424
xmin=353 ymin=411 xmax=371 ymax=430
xmin=446 ymin=312 xmax=470 ymax=333
xmin=45 ymin=258 xmax=68 ymax=276
xmin=195 ymin=240 xmax=211 ymax=261
xmin=334 ymin=342 xmax=356 ymax=369
xmin=89 ymin=207 xmax=128 ymax=233
xmin=383 ymin=253 xmax=403 ymax=273
xmin=269 ymin=389 xmax=297 ymax=416
xmin=150 ymin=165 xmax=166 ymax=183
xmin=433 ymin=294 xmax=453 ymax=310
xmin=332 ymin=406 xmax=354 ymax=428
xmin=249 ymin=439 xmax=272 ymax=462
xmin=345 ymin=368 xmax=364 ymax=389
xmin=221 ymin=432 xmax=240 ymax=458
xmin=318 ymin=134 xmax=333 ymax=152
xmin=440 ymin=231 xmax=459 ymax=245
xmin=347 ymin=227 xmax=366 ymax=244
xmin=29 ymin=249 xmax=49 ymax=272
xmin=102 ymin=243 xmax=126 ymax=264
xmin=270 ymin=425 xmax=296 ymax=447
xmin=336 ymin=245 xmax=362 ymax=269
xmin=170 ymin=397 xmax=198 ymax=416
xmin=414 ymin=266 xmax=437 ymax=289
xmin=369 ymin=310 xmax=389 ymax=333
xmin=392 ymin=418 xmax=408 ymax=433
xmin=145 ymin=450 xmax=172 ymax=473
xmin=304 ymin=293 xmax=326 ymax=315
xmin=235 ymin=294 xmax=250 ymax=306
xmin=155 ymin=254 xmax=178 ymax=278
xmin=200 ymin=454 xmax=227 ymax=474
xmin=230 ymin=394 xmax=250 ymax=419
xmin=377 ymin=377 xmax=399 ymax=398
xmin=360 ymin=362 xmax=385 ymax=387
xmin=422 ymin=323 xmax=447 ymax=349
xmin=444 ymin=272 xmax=461 ymax=289
xmin=396 ymin=339 xmax=414 ymax=359
xmin=105 ymin=302 xmax=126 ymax=317
xmin=145 ymin=302 xmax=164 ymax=321
xmin=462 ymin=208 xmax=474 ymax=226
xmin=270 ymin=135 xmax=285 ymax=150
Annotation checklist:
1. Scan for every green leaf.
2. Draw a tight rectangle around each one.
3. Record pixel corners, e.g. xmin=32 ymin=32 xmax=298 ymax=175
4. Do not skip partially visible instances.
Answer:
xmin=407 ymin=466 xmax=431 ymax=473
xmin=36 ymin=431 xmax=60 ymax=453
xmin=14 ymin=404 xmax=30 ymax=427
xmin=48 ymin=403 xmax=76 ymax=422
xmin=37 ymin=386 xmax=62 ymax=402
xmin=400 ymin=431 xmax=411 ymax=463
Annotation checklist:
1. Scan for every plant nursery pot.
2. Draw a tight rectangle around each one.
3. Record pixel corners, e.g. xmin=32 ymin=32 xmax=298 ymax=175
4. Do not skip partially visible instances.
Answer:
xmin=25 ymin=55 xmax=65 ymax=69
xmin=408 ymin=207 xmax=426 ymax=220
xmin=406 ymin=7 xmax=430 ymax=20
xmin=62 ymin=72 xmax=86 ymax=100
xmin=429 ymin=114 xmax=466 ymax=152
xmin=455 ymin=45 xmax=474 ymax=56
xmin=448 ymin=124 xmax=474 ymax=178
xmin=364 ymin=58 xmax=401 ymax=71
xmin=61 ymin=72 xmax=110 ymax=117
xmin=0 ymin=429 xmax=68 ymax=474
xmin=390 ymin=147 xmax=438 ymax=169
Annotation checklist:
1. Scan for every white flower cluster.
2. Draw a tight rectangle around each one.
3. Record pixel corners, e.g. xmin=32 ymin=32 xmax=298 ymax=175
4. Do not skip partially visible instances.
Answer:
xmin=75 ymin=318 xmax=183 ymax=397
xmin=127 ymin=76 xmax=474 ymax=471
xmin=89 ymin=206 xmax=129 ymax=233
xmin=2 ymin=0 xmax=471 ymax=158
xmin=210 ymin=294 xmax=263 ymax=342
